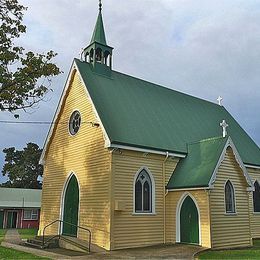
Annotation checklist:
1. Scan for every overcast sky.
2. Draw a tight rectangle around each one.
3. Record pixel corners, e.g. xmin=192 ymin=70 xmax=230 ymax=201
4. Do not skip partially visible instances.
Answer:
xmin=1 ymin=0 xmax=260 ymax=183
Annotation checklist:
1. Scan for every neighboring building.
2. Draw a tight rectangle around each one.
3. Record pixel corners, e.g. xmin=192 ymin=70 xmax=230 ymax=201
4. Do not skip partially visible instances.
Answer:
xmin=0 ymin=188 xmax=41 ymax=229
xmin=38 ymin=2 xmax=260 ymax=251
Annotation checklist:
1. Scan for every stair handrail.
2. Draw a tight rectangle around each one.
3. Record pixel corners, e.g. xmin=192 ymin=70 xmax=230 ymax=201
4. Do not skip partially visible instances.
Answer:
xmin=42 ymin=219 xmax=91 ymax=252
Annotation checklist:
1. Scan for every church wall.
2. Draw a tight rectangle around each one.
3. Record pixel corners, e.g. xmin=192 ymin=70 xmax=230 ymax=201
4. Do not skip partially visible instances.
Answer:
xmin=39 ymin=71 xmax=111 ymax=250
xmin=111 ymin=150 xmax=178 ymax=250
xmin=247 ymin=167 xmax=260 ymax=238
xmin=209 ymin=148 xmax=252 ymax=249
xmin=165 ymin=190 xmax=211 ymax=248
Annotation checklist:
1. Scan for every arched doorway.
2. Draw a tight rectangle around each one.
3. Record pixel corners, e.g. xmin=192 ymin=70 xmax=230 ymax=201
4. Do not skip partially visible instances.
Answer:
xmin=62 ymin=174 xmax=79 ymax=237
xmin=179 ymin=195 xmax=199 ymax=244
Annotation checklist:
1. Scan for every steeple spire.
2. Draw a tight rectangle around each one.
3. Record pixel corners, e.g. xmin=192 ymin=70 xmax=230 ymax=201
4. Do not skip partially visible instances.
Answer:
xmin=82 ymin=0 xmax=114 ymax=77
xmin=90 ymin=2 xmax=107 ymax=45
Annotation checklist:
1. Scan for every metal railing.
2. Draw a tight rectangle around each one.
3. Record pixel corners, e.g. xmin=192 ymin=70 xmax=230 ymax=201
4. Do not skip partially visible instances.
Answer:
xmin=42 ymin=219 xmax=91 ymax=252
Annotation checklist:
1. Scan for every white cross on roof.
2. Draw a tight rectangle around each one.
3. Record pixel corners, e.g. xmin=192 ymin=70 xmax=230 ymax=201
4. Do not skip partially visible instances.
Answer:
xmin=217 ymin=96 xmax=223 ymax=106
xmin=220 ymin=120 xmax=229 ymax=137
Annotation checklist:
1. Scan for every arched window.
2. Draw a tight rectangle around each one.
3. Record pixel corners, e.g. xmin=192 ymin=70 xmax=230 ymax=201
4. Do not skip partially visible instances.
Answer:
xmin=253 ymin=181 xmax=260 ymax=212
xmin=95 ymin=48 xmax=102 ymax=63
xmin=225 ymin=180 xmax=236 ymax=213
xmin=104 ymin=51 xmax=110 ymax=66
xmin=85 ymin=52 xmax=89 ymax=63
xmin=135 ymin=169 xmax=152 ymax=213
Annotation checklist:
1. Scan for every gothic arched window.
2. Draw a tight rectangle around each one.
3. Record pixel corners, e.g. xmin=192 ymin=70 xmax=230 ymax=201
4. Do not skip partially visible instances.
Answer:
xmin=253 ymin=181 xmax=260 ymax=213
xmin=225 ymin=180 xmax=236 ymax=213
xmin=135 ymin=169 xmax=152 ymax=213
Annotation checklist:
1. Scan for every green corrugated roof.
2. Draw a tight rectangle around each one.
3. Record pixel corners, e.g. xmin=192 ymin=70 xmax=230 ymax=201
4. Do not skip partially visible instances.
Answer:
xmin=0 ymin=188 xmax=41 ymax=208
xmin=167 ymin=137 xmax=227 ymax=189
xmin=90 ymin=11 xmax=107 ymax=45
xmin=75 ymin=59 xmax=260 ymax=166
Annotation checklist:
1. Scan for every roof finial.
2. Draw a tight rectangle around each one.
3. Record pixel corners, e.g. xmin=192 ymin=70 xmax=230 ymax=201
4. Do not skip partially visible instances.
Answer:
xmin=217 ymin=96 xmax=223 ymax=106
xmin=99 ymin=0 xmax=102 ymax=12
xmin=220 ymin=120 xmax=229 ymax=138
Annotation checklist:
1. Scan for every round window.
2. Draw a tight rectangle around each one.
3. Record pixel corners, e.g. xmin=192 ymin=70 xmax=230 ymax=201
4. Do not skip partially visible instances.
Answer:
xmin=69 ymin=111 xmax=81 ymax=135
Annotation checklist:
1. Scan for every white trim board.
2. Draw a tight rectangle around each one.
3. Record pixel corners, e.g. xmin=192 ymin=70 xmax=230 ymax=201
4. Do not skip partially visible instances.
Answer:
xmin=74 ymin=62 xmax=111 ymax=148
xmin=40 ymin=63 xmax=77 ymax=165
xmin=40 ymin=61 xmax=111 ymax=165
xmin=208 ymin=137 xmax=254 ymax=191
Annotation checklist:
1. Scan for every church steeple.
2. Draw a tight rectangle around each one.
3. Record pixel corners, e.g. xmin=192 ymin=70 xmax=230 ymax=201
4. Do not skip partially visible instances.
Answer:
xmin=82 ymin=0 xmax=113 ymax=77
xmin=90 ymin=1 xmax=107 ymax=45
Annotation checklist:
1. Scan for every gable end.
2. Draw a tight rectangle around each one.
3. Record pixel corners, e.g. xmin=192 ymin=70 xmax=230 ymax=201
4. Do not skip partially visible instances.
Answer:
xmin=209 ymin=137 xmax=254 ymax=191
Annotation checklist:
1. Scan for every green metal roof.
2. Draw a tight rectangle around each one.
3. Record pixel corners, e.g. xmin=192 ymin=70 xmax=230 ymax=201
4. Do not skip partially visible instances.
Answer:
xmin=90 ymin=11 xmax=107 ymax=45
xmin=167 ymin=137 xmax=227 ymax=189
xmin=75 ymin=59 xmax=260 ymax=166
xmin=0 ymin=188 xmax=41 ymax=208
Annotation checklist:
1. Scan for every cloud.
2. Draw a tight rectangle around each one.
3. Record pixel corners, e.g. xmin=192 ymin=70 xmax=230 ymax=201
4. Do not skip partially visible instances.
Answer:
xmin=1 ymin=0 xmax=260 ymax=181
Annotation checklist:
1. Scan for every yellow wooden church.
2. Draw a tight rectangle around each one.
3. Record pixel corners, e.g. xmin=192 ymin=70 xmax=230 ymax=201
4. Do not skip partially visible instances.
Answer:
xmin=39 ymin=1 xmax=260 ymax=251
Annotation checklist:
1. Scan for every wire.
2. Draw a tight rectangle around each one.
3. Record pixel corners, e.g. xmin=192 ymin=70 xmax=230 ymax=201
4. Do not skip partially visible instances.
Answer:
xmin=0 ymin=120 xmax=100 ymax=126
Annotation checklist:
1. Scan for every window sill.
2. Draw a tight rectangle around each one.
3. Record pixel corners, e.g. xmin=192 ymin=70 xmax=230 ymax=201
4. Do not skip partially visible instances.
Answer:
xmin=132 ymin=212 xmax=156 ymax=216
xmin=253 ymin=212 xmax=260 ymax=215
xmin=224 ymin=213 xmax=237 ymax=216
xmin=23 ymin=219 xmax=38 ymax=221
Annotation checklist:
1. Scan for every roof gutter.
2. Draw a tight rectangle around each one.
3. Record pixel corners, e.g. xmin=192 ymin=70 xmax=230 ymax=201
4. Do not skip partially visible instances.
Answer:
xmin=167 ymin=186 xmax=210 ymax=192
xmin=109 ymin=143 xmax=186 ymax=159
xmin=245 ymin=164 xmax=260 ymax=170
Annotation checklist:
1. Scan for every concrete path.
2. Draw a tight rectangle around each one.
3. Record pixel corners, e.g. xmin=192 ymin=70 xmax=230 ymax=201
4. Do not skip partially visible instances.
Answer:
xmin=1 ymin=230 xmax=205 ymax=259
xmin=3 ymin=229 xmax=22 ymax=244
xmin=72 ymin=244 xmax=205 ymax=259
xmin=1 ymin=237 xmax=205 ymax=260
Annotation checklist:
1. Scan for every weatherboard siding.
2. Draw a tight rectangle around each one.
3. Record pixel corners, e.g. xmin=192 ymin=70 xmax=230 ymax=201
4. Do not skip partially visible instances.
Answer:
xmin=247 ymin=167 xmax=260 ymax=238
xmin=210 ymin=148 xmax=251 ymax=249
xmin=165 ymin=190 xmax=211 ymax=248
xmin=39 ymin=71 xmax=111 ymax=250
xmin=111 ymin=151 xmax=178 ymax=250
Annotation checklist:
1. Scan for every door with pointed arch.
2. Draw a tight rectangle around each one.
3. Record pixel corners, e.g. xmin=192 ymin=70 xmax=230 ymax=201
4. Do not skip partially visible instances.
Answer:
xmin=62 ymin=174 xmax=79 ymax=237
xmin=180 ymin=195 xmax=199 ymax=244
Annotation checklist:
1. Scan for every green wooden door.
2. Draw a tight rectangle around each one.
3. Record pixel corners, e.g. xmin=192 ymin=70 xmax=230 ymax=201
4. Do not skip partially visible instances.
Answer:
xmin=0 ymin=211 xmax=3 ymax=229
xmin=62 ymin=175 xmax=79 ymax=237
xmin=180 ymin=196 xmax=199 ymax=244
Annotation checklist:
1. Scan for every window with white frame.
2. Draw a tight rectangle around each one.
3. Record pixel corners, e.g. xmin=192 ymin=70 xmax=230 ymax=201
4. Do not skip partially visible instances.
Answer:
xmin=253 ymin=181 xmax=260 ymax=213
xmin=225 ymin=180 xmax=236 ymax=213
xmin=135 ymin=169 xmax=152 ymax=213
xmin=24 ymin=209 xmax=38 ymax=220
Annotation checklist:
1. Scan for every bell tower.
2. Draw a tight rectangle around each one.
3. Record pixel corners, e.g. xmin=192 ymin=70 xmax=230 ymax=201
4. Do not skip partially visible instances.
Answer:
xmin=82 ymin=0 xmax=113 ymax=77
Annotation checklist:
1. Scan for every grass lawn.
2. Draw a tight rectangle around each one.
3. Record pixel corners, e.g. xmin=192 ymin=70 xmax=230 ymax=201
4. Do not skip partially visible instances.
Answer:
xmin=198 ymin=239 xmax=260 ymax=259
xmin=0 ymin=229 xmax=49 ymax=259
xmin=0 ymin=229 xmax=6 ymax=242
xmin=18 ymin=228 xmax=38 ymax=240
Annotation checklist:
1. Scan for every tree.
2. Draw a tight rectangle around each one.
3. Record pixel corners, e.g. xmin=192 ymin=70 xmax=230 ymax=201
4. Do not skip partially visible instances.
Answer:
xmin=0 ymin=0 xmax=61 ymax=112
xmin=1 ymin=143 xmax=43 ymax=189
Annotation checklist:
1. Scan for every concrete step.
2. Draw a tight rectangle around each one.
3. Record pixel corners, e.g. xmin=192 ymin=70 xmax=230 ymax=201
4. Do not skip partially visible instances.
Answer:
xmin=59 ymin=235 xmax=90 ymax=253
xmin=24 ymin=241 xmax=43 ymax=249
xmin=27 ymin=238 xmax=43 ymax=245
xmin=26 ymin=236 xmax=59 ymax=249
